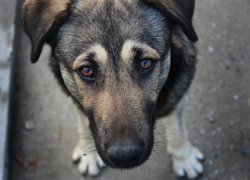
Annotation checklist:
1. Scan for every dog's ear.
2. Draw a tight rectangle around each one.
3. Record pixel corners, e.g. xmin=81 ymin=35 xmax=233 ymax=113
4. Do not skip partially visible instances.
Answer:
xmin=21 ymin=0 xmax=72 ymax=63
xmin=143 ymin=0 xmax=198 ymax=42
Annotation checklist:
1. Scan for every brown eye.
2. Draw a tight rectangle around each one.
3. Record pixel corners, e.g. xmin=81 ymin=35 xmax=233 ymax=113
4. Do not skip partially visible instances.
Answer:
xmin=81 ymin=67 xmax=94 ymax=77
xmin=141 ymin=59 xmax=153 ymax=69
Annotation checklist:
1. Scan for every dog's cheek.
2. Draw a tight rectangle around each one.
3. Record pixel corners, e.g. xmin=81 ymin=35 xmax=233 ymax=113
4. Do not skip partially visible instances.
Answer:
xmin=61 ymin=64 xmax=97 ymax=110
xmin=73 ymin=74 xmax=98 ymax=109
xmin=142 ymin=63 xmax=162 ymax=102
xmin=158 ymin=50 xmax=171 ymax=90
xmin=60 ymin=67 xmax=82 ymax=101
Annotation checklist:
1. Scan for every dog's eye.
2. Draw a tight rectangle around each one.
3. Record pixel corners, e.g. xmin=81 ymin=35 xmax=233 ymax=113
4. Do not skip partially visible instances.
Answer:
xmin=80 ymin=67 xmax=94 ymax=77
xmin=139 ymin=59 xmax=156 ymax=75
xmin=141 ymin=59 xmax=153 ymax=69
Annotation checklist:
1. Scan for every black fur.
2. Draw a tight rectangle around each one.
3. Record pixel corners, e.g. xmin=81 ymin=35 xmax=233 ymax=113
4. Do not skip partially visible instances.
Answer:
xmin=21 ymin=0 xmax=197 ymax=169
xmin=143 ymin=0 xmax=198 ymax=41
xmin=156 ymin=26 xmax=197 ymax=117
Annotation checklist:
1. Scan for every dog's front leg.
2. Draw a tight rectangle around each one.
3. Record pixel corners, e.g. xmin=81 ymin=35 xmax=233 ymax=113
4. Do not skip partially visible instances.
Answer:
xmin=72 ymin=106 xmax=106 ymax=176
xmin=161 ymin=107 xmax=204 ymax=179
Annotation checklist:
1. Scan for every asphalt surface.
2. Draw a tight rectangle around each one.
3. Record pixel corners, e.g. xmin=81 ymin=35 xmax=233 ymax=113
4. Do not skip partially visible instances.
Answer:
xmin=8 ymin=0 xmax=250 ymax=180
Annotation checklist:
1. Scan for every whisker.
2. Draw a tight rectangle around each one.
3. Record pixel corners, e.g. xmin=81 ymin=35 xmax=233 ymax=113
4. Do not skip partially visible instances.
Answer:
xmin=84 ymin=146 xmax=96 ymax=153
xmin=152 ymin=150 xmax=160 ymax=160
xmin=144 ymin=161 xmax=149 ymax=169
xmin=153 ymin=144 xmax=166 ymax=149
xmin=155 ymin=132 xmax=187 ymax=138
xmin=145 ymin=160 xmax=153 ymax=169
xmin=75 ymin=125 xmax=91 ymax=132
xmin=154 ymin=141 xmax=168 ymax=146
xmin=65 ymin=137 xmax=93 ymax=142
xmin=65 ymin=132 xmax=93 ymax=140
xmin=148 ymin=158 xmax=156 ymax=168
xmin=149 ymin=153 xmax=156 ymax=161
xmin=92 ymin=155 xmax=99 ymax=162
xmin=154 ymin=135 xmax=184 ymax=140
xmin=84 ymin=144 xmax=97 ymax=155
xmin=153 ymin=122 xmax=178 ymax=130
xmin=153 ymin=144 xmax=173 ymax=154
xmin=84 ymin=149 xmax=97 ymax=156
xmin=154 ymin=135 xmax=186 ymax=141
xmin=82 ymin=142 xmax=95 ymax=149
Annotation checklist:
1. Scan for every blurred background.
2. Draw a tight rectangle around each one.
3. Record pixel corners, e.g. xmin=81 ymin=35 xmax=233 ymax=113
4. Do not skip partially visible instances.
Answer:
xmin=0 ymin=0 xmax=250 ymax=180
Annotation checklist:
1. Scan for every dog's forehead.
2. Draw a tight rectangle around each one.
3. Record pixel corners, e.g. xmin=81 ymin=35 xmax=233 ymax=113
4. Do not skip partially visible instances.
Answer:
xmin=74 ymin=0 xmax=137 ymax=7
xmin=57 ymin=0 xmax=169 ymax=65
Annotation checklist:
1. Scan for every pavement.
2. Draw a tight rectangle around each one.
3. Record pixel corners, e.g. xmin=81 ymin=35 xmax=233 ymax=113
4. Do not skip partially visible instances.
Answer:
xmin=7 ymin=0 xmax=250 ymax=180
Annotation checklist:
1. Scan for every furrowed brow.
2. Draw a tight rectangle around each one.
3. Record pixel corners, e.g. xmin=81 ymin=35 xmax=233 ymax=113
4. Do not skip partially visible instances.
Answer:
xmin=121 ymin=40 xmax=160 ymax=67
xmin=73 ymin=44 xmax=109 ymax=69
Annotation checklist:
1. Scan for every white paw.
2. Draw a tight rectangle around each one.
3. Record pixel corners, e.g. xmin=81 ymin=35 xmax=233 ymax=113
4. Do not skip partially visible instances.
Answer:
xmin=72 ymin=144 xmax=106 ymax=176
xmin=172 ymin=147 xmax=204 ymax=179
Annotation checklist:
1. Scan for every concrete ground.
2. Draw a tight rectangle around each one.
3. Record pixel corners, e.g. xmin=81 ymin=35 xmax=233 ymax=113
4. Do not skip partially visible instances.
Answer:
xmin=8 ymin=0 xmax=250 ymax=180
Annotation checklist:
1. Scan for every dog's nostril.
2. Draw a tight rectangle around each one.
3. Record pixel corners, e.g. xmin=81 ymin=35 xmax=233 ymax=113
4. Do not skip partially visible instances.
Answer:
xmin=107 ymin=140 xmax=143 ymax=168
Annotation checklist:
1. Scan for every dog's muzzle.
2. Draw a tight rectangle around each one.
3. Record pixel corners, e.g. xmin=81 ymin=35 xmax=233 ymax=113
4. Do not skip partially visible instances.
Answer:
xmin=106 ymin=139 xmax=144 ymax=168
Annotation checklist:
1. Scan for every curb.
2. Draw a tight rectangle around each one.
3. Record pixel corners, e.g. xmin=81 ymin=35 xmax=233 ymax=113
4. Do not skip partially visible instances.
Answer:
xmin=0 ymin=0 xmax=18 ymax=180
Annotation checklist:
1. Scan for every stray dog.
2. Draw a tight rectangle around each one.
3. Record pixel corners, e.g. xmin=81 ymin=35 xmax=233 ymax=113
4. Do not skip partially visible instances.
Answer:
xmin=21 ymin=0 xmax=204 ymax=179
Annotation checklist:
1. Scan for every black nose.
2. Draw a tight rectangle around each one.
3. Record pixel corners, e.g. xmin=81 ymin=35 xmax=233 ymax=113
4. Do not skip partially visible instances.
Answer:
xmin=107 ymin=140 xmax=143 ymax=168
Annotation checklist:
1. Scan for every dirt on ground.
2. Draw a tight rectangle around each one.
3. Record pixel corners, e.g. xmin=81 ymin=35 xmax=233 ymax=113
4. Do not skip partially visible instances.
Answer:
xmin=8 ymin=0 xmax=250 ymax=180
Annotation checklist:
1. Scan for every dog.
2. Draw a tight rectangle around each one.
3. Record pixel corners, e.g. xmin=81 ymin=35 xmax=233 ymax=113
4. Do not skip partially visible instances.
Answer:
xmin=21 ymin=0 xmax=204 ymax=179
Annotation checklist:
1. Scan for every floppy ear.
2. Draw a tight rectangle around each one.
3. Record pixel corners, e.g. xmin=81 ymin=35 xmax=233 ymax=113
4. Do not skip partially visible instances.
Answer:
xmin=143 ymin=0 xmax=198 ymax=42
xmin=21 ymin=0 xmax=72 ymax=63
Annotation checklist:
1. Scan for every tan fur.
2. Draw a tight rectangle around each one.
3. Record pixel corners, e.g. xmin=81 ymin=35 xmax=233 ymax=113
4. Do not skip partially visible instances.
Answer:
xmin=72 ymin=105 xmax=105 ymax=175
xmin=92 ymin=44 xmax=109 ymax=66
xmin=95 ymin=90 xmax=115 ymax=125
xmin=74 ymin=72 xmax=94 ymax=107
xmin=121 ymin=40 xmax=161 ymax=68
xmin=73 ymin=54 xmax=89 ymax=70
xmin=159 ymin=104 xmax=204 ymax=179
xmin=22 ymin=0 xmax=70 ymax=33
xmin=73 ymin=44 xmax=109 ymax=70
xmin=23 ymin=0 xmax=70 ymax=16
xmin=71 ymin=39 xmax=166 ymax=124
xmin=94 ymin=82 xmax=145 ymax=126
xmin=172 ymin=35 xmax=183 ymax=48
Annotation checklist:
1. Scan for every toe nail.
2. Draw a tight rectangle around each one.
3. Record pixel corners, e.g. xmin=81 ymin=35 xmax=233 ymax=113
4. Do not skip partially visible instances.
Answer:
xmin=198 ymin=157 xmax=206 ymax=162
xmin=72 ymin=159 xmax=80 ymax=164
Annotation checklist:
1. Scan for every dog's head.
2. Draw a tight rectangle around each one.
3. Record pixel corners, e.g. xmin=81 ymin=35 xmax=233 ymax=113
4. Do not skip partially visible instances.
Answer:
xmin=22 ymin=0 xmax=197 ymax=168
